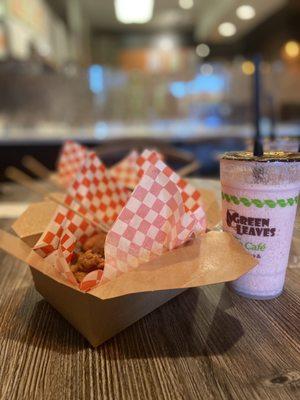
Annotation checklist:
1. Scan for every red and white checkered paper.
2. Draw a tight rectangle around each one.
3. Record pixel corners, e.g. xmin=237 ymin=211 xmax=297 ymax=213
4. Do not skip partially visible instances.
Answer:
xmin=102 ymin=156 xmax=206 ymax=281
xmin=34 ymin=199 xmax=97 ymax=262
xmin=137 ymin=149 xmax=203 ymax=213
xmin=109 ymin=150 xmax=140 ymax=188
xmin=57 ymin=140 xmax=89 ymax=187
xmin=35 ymin=205 xmax=105 ymax=291
xmin=34 ymin=150 xmax=206 ymax=291
xmin=34 ymin=151 xmax=131 ymax=291
xmin=34 ymin=201 xmax=103 ymax=291
xmin=66 ymin=151 xmax=131 ymax=225
xmin=110 ymin=150 xmax=164 ymax=189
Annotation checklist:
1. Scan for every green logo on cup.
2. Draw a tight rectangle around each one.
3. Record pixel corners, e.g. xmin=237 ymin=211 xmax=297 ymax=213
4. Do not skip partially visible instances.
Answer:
xmin=222 ymin=192 xmax=298 ymax=208
xmin=245 ymin=242 xmax=266 ymax=251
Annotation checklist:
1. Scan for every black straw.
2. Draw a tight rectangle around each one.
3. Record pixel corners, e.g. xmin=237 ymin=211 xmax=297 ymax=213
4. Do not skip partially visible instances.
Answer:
xmin=253 ymin=55 xmax=264 ymax=157
xmin=254 ymin=137 xmax=264 ymax=156
xmin=269 ymin=95 xmax=276 ymax=141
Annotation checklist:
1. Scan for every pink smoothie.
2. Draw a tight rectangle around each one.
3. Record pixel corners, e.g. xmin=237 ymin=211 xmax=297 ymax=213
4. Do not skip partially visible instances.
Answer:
xmin=221 ymin=152 xmax=300 ymax=300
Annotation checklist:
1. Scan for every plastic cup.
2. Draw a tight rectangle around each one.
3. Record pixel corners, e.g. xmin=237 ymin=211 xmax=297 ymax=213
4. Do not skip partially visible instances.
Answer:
xmin=220 ymin=151 xmax=300 ymax=300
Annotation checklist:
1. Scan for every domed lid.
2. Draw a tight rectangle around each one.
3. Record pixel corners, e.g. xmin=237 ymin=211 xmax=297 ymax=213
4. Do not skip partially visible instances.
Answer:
xmin=222 ymin=151 xmax=300 ymax=163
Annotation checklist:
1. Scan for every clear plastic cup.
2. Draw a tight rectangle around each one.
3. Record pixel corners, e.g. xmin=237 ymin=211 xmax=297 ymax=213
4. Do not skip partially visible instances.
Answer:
xmin=220 ymin=151 xmax=300 ymax=300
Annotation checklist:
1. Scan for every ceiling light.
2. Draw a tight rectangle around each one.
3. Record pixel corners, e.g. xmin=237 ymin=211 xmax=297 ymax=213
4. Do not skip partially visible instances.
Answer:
xmin=218 ymin=22 xmax=237 ymax=37
xmin=236 ymin=5 xmax=256 ymax=20
xmin=242 ymin=61 xmax=255 ymax=75
xmin=114 ymin=0 xmax=154 ymax=24
xmin=284 ymin=41 xmax=300 ymax=58
xmin=200 ymin=63 xmax=213 ymax=75
xmin=179 ymin=0 xmax=194 ymax=10
xmin=196 ymin=44 xmax=210 ymax=57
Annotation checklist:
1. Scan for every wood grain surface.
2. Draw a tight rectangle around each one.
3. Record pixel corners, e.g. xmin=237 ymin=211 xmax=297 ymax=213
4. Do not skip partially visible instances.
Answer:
xmin=0 ymin=183 xmax=299 ymax=400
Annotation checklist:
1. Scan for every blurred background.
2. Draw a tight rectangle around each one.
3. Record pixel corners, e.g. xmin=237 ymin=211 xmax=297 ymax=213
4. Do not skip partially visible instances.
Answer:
xmin=0 ymin=0 xmax=299 ymax=179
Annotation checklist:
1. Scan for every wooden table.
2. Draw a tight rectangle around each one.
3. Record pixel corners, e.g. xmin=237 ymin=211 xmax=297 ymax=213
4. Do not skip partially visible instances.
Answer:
xmin=0 ymin=183 xmax=299 ymax=400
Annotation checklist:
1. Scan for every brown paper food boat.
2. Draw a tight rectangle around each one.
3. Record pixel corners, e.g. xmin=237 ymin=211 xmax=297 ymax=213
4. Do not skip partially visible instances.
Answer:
xmin=0 ymin=201 xmax=257 ymax=347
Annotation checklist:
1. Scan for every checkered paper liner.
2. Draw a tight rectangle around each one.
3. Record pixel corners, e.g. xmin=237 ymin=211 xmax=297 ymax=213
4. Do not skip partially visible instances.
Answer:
xmin=34 ymin=151 xmax=131 ymax=290
xmin=137 ymin=149 xmax=202 ymax=213
xmin=34 ymin=198 xmax=97 ymax=262
xmin=57 ymin=140 xmax=89 ymax=186
xmin=34 ymin=151 xmax=206 ymax=291
xmin=110 ymin=150 xmax=164 ymax=189
xmin=66 ymin=151 xmax=131 ymax=225
xmin=34 ymin=201 xmax=103 ymax=291
xmin=102 ymin=156 xmax=207 ymax=282
xmin=53 ymin=245 xmax=104 ymax=292
xmin=110 ymin=150 xmax=140 ymax=188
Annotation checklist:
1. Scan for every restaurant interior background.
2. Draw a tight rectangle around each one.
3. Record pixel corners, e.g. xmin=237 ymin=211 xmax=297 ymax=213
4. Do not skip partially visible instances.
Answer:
xmin=0 ymin=0 xmax=299 ymax=180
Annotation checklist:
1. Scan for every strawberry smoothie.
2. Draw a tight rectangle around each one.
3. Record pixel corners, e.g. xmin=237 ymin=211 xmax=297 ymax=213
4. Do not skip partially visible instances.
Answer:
xmin=221 ymin=151 xmax=300 ymax=300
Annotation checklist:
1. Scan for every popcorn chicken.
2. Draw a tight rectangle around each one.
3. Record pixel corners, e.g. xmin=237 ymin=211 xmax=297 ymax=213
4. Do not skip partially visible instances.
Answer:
xmin=82 ymin=232 xmax=106 ymax=254
xmin=70 ymin=263 xmax=79 ymax=273
xmin=73 ymin=271 xmax=86 ymax=283
xmin=71 ymin=233 xmax=106 ymax=284
xmin=77 ymin=250 xmax=105 ymax=272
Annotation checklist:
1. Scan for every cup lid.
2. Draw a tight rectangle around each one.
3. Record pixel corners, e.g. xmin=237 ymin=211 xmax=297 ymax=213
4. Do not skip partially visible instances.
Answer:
xmin=222 ymin=151 xmax=300 ymax=163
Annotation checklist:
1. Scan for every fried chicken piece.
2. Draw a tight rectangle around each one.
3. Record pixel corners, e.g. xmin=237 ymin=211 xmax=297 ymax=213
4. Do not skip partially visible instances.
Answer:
xmin=71 ymin=251 xmax=105 ymax=284
xmin=71 ymin=233 xmax=106 ymax=284
xmin=82 ymin=232 xmax=106 ymax=254
xmin=73 ymin=271 xmax=87 ymax=283
xmin=71 ymin=262 xmax=89 ymax=283
xmin=77 ymin=249 xmax=105 ymax=273
xmin=70 ymin=263 xmax=79 ymax=273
